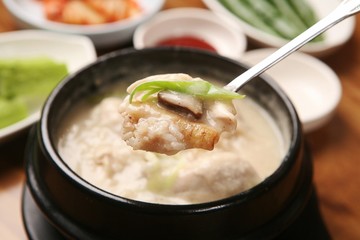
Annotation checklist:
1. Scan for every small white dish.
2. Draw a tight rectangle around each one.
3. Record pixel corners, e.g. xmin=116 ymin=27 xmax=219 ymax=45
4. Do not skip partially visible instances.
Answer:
xmin=242 ymin=48 xmax=342 ymax=133
xmin=203 ymin=0 xmax=356 ymax=57
xmin=133 ymin=7 xmax=247 ymax=60
xmin=3 ymin=0 xmax=165 ymax=49
xmin=0 ymin=30 xmax=97 ymax=143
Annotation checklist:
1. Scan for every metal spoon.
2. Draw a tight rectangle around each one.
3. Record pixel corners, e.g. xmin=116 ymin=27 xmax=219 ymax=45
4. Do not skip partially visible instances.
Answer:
xmin=224 ymin=0 xmax=360 ymax=92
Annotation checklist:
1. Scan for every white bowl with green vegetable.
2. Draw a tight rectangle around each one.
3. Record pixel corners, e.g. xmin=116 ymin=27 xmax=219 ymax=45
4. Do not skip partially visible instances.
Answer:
xmin=203 ymin=0 xmax=356 ymax=57
xmin=0 ymin=30 xmax=96 ymax=143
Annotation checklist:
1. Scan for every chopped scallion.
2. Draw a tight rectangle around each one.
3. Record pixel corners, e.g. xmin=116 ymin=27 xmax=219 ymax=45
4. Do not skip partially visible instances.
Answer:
xmin=129 ymin=80 xmax=245 ymax=103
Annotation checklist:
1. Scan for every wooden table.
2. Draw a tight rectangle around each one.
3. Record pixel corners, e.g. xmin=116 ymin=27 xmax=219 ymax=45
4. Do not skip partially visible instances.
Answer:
xmin=1 ymin=0 xmax=360 ymax=239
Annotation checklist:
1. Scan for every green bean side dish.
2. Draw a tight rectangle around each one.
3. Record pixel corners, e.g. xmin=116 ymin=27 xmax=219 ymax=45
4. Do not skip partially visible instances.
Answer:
xmin=0 ymin=57 xmax=68 ymax=129
xmin=220 ymin=0 xmax=324 ymax=41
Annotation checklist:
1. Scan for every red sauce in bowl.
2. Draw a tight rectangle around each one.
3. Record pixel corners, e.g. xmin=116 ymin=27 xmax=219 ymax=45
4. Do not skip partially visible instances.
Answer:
xmin=156 ymin=36 xmax=217 ymax=52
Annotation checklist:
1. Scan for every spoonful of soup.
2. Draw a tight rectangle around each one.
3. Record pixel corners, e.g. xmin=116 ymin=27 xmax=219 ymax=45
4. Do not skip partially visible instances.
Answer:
xmin=119 ymin=73 xmax=241 ymax=155
xmin=120 ymin=0 xmax=360 ymax=155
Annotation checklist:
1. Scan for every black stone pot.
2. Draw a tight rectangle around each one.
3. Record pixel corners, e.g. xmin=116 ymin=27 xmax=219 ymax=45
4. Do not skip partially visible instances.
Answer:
xmin=22 ymin=48 xmax=330 ymax=240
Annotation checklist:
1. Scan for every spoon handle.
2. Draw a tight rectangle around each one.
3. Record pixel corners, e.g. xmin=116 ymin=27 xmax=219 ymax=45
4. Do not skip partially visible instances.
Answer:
xmin=224 ymin=0 xmax=360 ymax=92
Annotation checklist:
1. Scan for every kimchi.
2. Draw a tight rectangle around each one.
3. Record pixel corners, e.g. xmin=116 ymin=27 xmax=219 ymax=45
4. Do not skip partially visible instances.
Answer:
xmin=39 ymin=0 xmax=142 ymax=25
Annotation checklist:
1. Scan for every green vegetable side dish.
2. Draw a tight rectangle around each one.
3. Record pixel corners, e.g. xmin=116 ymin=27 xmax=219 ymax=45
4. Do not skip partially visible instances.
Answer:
xmin=0 ymin=98 xmax=27 ymax=129
xmin=219 ymin=0 xmax=324 ymax=42
xmin=0 ymin=57 xmax=68 ymax=129
xmin=129 ymin=80 xmax=245 ymax=103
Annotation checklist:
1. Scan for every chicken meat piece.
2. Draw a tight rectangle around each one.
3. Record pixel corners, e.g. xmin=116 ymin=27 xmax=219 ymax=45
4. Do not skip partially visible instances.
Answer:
xmin=172 ymin=154 xmax=261 ymax=203
xmin=120 ymin=100 xmax=220 ymax=155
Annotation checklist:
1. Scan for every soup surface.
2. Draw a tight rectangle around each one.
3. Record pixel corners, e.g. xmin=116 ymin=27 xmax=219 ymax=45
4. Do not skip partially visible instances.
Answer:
xmin=57 ymin=85 xmax=285 ymax=204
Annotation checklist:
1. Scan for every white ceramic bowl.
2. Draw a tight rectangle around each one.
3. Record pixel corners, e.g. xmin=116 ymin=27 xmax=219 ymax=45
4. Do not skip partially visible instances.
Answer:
xmin=133 ymin=8 xmax=247 ymax=60
xmin=3 ymin=0 xmax=165 ymax=49
xmin=242 ymin=48 xmax=342 ymax=133
xmin=0 ymin=30 xmax=97 ymax=143
xmin=203 ymin=0 xmax=355 ymax=57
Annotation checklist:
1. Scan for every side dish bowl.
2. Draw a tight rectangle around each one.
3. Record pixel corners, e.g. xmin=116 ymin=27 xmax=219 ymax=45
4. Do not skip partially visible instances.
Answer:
xmin=23 ymin=48 xmax=326 ymax=239
xmin=3 ymin=0 xmax=165 ymax=49
xmin=203 ymin=0 xmax=355 ymax=57
xmin=0 ymin=30 xmax=96 ymax=143
xmin=242 ymin=48 xmax=342 ymax=133
xmin=133 ymin=7 xmax=247 ymax=60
